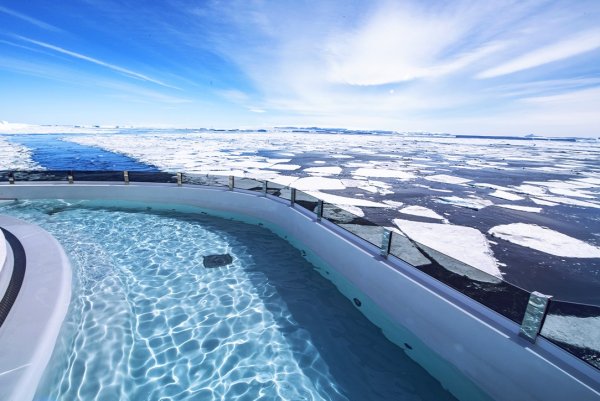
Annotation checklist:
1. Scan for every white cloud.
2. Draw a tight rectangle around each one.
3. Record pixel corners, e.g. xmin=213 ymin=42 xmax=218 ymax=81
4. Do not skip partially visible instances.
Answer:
xmin=325 ymin=3 xmax=498 ymax=85
xmin=15 ymin=36 xmax=179 ymax=90
xmin=478 ymin=29 xmax=600 ymax=78
xmin=0 ymin=6 xmax=61 ymax=31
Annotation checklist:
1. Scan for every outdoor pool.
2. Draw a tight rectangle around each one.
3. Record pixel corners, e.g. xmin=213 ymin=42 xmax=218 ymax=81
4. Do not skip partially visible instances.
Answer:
xmin=0 ymin=199 xmax=456 ymax=401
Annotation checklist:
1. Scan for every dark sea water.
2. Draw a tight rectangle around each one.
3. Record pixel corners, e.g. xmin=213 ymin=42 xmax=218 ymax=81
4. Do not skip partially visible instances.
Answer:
xmin=8 ymin=134 xmax=158 ymax=171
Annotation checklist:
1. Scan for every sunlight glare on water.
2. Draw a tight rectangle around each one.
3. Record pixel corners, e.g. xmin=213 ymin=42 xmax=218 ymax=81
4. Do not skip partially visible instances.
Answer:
xmin=0 ymin=199 xmax=456 ymax=401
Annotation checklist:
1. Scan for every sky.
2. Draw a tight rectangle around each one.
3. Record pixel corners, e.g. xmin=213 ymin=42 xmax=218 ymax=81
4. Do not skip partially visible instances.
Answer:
xmin=1 ymin=0 xmax=600 ymax=136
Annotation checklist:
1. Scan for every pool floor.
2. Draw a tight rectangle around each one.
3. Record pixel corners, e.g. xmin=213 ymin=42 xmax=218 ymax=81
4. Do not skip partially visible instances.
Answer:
xmin=0 ymin=200 xmax=456 ymax=401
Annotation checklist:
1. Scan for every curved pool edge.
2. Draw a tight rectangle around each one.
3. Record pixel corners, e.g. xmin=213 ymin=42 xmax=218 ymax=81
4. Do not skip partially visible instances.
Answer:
xmin=0 ymin=215 xmax=72 ymax=401
xmin=1 ymin=182 xmax=599 ymax=401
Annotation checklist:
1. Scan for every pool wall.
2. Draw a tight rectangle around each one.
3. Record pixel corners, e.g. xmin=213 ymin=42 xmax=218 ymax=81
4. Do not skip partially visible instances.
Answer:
xmin=1 ymin=182 xmax=599 ymax=401
xmin=0 ymin=215 xmax=72 ymax=401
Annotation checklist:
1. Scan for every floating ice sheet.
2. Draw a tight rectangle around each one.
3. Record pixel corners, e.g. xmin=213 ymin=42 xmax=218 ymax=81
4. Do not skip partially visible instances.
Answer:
xmin=424 ymin=174 xmax=472 ymax=185
xmin=399 ymin=206 xmax=447 ymax=221
xmin=495 ymin=205 xmax=542 ymax=213
xmin=489 ymin=190 xmax=524 ymax=201
xmin=436 ymin=196 xmax=493 ymax=210
xmin=542 ymin=315 xmax=600 ymax=353
xmin=394 ymin=219 xmax=502 ymax=283
xmin=489 ymin=223 xmax=600 ymax=258
xmin=352 ymin=168 xmax=416 ymax=180
xmin=304 ymin=166 xmax=343 ymax=175
xmin=0 ymin=137 xmax=41 ymax=170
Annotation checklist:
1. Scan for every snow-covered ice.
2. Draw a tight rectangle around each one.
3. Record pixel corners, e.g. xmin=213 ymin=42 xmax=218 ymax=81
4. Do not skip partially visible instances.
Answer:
xmin=489 ymin=223 xmax=600 ymax=258
xmin=394 ymin=219 xmax=502 ymax=282
xmin=424 ymin=174 xmax=471 ymax=185
xmin=399 ymin=206 xmax=447 ymax=221
xmin=495 ymin=205 xmax=542 ymax=213
xmin=542 ymin=315 xmax=600 ymax=353
xmin=353 ymin=168 xmax=416 ymax=180
xmin=436 ymin=196 xmax=493 ymax=210
xmin=489 ymin=190 xmax=524 ymax=201
xmin=304 ymin=166 xmax=343 ymax=175
xmin=291 ymin=177 xmax=346 ymax=190
xmin=0 ymin=137 xmax=41 ymax=170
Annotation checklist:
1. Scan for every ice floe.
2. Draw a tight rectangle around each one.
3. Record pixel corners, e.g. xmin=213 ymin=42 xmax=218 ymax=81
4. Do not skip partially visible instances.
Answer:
xmin=495 ymin=205 xmax=542 ymax=213
xmin=541 ymin=315 xmax=600 ymax=353
xmin=548 ymin=187 xmax=595 ymax=199
xmin=269 ymin=164 xmax=301 ymax=171
xmin=399 ymin=206 xmax=447 ymax=221
xmin=489 ymin=223 xmax=600 ymax=258
xmin=424 ymin=174 xmax=472 ymax=185
xmin=536 ymin=196 xmax=600 ymax=209
xmin=530 ymin=198 xmax=559 ymax=206
xmin=383 ymin=200 xmax=404 ymax=208
xmin=353 ymin=168 xmax=415 ymax=180
xmin=304 ymin=166 xmax=343 ymax=175
xmin=291 ymin=177 xmax=345 ymax=190
xmin=436 ymin=196 xmax=493 ymax=210
xmin=0 ymin=137 xmax=41 ymax=170
xmin=489 ymin=190 xmax=524 ymax=201
xmin=394 ymin=219 xmax=502 ymax=282
xmin=304 ymin=191 xmax=387 ymax=207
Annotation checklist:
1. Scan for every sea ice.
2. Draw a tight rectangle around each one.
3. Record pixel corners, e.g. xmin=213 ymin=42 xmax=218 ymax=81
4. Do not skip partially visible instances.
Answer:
xmin=489 ymin=190 xmax=524 ymax=201
xmin=489 ymin=223 xmax=600 ymax=258
xmin=399 ymin=206 xmax=447 ymax=221
xmin=548 ymin=187 xmax=595 ymax=199
xmin=541 ymin=315 xmax=600 ymax=353
xmin=393 ymin=219 xmax=502 ymax=283
xmin=436 ymin=196 xmax=493 ymax=210
xmin=352 ymin=168 xmax=416 ymax=180
xmin=269 ymin=164 xmax=302 ymax=171
xmin=530 ymin=198 xmax=559 ymax=207
xmin=0 ymin=137 xmax=41 ymax=170
xmin=383 ymin=200 xmax=404 ymax=208
xmin=291 ymin=177 xmax=346 ymax=190
xmin=304 ymin=191 xmax=387 ymax=207
xmin=536 ymin=196 xmax=600 ymax=209
xmin=304 ymin=166 xmax=343 ymax=175
xmin=424 ymin=174 xmax=472 ymax=185
xmin=495 ymin=205 xmax=542 ymax=213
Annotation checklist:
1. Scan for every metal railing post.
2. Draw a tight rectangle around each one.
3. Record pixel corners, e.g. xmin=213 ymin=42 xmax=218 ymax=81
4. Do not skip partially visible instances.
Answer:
xmin=262 ymin=181 xmax=268 ymax=195
xmin=124 ymin=171 xmax=129 ymax=185
xmin=67 ymin=171 xmax=74 ymax=184
xmin=176 ymin=172 xmax=183 ymax=186
xmin=290 ymin=187 xmax=296 ymax=206
xmin=380 ymin=230 xmax=392 ymax=257
xmin=316 ymin=200 xmax=323 ymax=221
xmin=519 ymin=292 xmax=552 ymax=343
xmin=8 ymin=172 xmax=14 ymax=185
xmin=228 ymin=175 xmax=234 ymax=190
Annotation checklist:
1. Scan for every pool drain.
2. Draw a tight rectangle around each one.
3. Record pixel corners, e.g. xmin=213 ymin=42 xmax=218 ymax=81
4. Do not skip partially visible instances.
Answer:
xmin=203 ymin=254 xmax=233 ymax=268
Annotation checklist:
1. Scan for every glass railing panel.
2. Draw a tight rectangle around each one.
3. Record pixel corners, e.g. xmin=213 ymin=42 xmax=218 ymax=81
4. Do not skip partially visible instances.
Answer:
xmin=390 ymin=233 xmax=530 ymax=323
xmin=389 ymin=231 xmax=432 ymax=267
xmin=128 ymin=171 xmax=177 ymax=183
xmin=294 ymin=190 xmax=319 ymax=213
xmin=8 ymin=170 xmax=70 ymax=182
xmin=540 ymin=300 xmax=600 ymax=370
xmin=182 ymin=173 xmax=228 ymax=187
xmin=234 ymin=177 xmax=263 ymax=191
xmin=322 ymin=203 xmax=384 ymax=247
xmin=71 ymin=171 xmax=124 ymax=181
xmin=266 ymin=181 xmax=288 ymax=198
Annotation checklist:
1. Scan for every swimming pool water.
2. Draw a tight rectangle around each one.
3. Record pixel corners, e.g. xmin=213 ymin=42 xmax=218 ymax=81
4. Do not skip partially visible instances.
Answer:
xmin=0 ymin=200 xmax=456 ymax=401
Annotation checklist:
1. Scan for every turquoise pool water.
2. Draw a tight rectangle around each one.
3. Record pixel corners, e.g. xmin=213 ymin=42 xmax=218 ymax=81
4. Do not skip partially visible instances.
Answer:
xmin=1 ymin=200 xmax=456 ymax=401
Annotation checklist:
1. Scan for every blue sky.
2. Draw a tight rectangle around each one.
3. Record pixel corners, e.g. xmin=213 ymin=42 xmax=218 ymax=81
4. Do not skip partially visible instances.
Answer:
xmin=1 ymin=0 xmax=599 ymax=136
